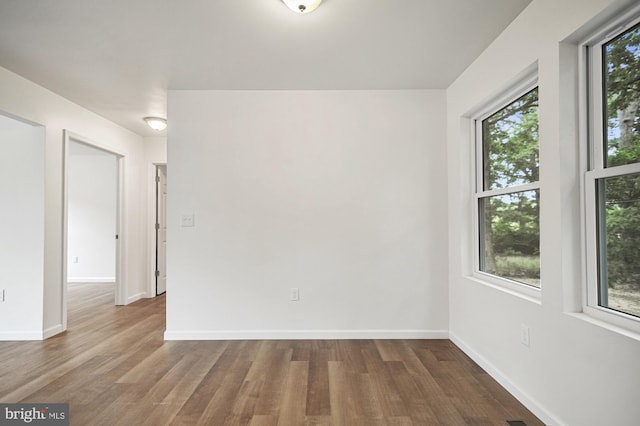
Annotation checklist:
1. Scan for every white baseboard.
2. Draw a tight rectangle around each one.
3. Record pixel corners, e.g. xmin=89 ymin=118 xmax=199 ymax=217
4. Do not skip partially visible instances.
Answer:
xmin=449 ymin=332 xmax=561 ymax=426
xmin=43 ymin=324 xmax=65 ymax=339
xmin=67 ymin=277 xmax=115 ymax=283
xmin=0 ymin=331 xmax=44 ymax=341
xmin=126 ymin=292 xmax=146 ymax=305
xmin=164 ymin=329 xmax=449 ymax=341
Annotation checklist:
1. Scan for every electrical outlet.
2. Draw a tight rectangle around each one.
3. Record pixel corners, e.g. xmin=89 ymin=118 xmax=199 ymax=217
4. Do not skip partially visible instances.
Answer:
xmin=1 ymin=289 xmax=5 ymax=302
xmin=73 ymin=256 xmax=79 ymax=264
xmin=181 ymin=214 xmax=195 ymax=227
xmin=290 ymin=288 xmax=299 ymax=301
xmin=520 ymin=324 xmax=530 ymax=347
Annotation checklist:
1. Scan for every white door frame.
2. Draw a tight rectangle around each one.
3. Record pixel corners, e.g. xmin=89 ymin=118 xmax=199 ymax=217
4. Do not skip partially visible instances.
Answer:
xmin=62 ymin=130 xmax=126 ymax=331
xmin=155 ymin=165 xmax=167 ymax=295
xmin=147 ymin=162 xmax=167 ymax=298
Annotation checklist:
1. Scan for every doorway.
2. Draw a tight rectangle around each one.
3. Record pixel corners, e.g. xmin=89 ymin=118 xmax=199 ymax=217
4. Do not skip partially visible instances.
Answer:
xmin=155 ymin=165 xmax=167 ymax=295
xmin=62 ymin=131 xmax=125 ymax=331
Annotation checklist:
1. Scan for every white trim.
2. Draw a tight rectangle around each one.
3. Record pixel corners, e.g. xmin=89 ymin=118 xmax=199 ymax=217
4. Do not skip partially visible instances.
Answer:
xmin=67 ymin=277 xmax=116 ymax=283
xmin=580 ymin=3 xmax=640 ymax=47
xmin=449 ymin=333 xmax=561 ymax=426
xmin=586 ymin=162 xmax=640 ymax=179
xmin=565 ymin=312 xmax=640 ymax=342
xmin=583 ymin=172 xmax=599 ymax=311
xmin=583 ymin=165 xmax=640 ymax=334
xmin=147 ymin=163 xmax=167 ymax=298
xmin=578 ymin=34 xmax=591 ymax=316
xmin=147 ymin=163 xmax=160 ymax=298
xmin=0 ymin=331 xmax=44 ymax=341
xmin=164 ymin=329 xmax=449 ymax=341
xmin=127 ymin=292 xmax=146 ymax=305
xmin=476 ymin=181 xmax=541 ymax=199
xmin=43 ymin=324 xmax=64 ymax=339
xmin=467 ymin=275 xmax=541 ymax=304
xmin=61 ymin=134 xmax=69 ymax=331
xmin=582 ymin=306 xmax=640 ymax=336
xmin=115 ymin=156 xmax=125 ymax=305
xmin=588 ymin=35 xmax=605 ymax=170
xmin=475 ymin=118 xmax=483 ymax=192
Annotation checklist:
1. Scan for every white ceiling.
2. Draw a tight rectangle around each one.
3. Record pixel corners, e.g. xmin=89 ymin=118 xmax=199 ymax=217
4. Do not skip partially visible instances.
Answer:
xmin=0 ymin=0 xmax=531 ymax=137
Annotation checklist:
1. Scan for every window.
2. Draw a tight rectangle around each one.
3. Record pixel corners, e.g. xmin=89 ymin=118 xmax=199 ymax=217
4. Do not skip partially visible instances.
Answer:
xmin=474 ymin=81 xmax=540 ymax=291
xmin=585 ymin=12 xmax=640 ymax=325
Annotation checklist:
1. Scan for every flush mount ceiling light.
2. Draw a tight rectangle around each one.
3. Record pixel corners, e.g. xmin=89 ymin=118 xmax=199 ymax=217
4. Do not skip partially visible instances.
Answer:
xmin=144 ymin=116 xmax=167 ymax=131
xmin=281 ymin=0 xmax=322 ymax=14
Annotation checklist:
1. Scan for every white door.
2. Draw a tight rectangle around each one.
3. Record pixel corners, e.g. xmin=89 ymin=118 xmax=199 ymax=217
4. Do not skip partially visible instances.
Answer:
xmin=156 ymin=165 xmax=167 ymax=295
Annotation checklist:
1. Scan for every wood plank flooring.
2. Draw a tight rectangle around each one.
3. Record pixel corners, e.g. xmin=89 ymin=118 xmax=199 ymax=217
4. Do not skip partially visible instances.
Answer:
xmin=0 ymin=283 xmax=543 ymax=425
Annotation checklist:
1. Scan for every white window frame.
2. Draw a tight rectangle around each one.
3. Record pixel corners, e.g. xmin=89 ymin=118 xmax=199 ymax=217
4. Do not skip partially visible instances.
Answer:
xmin=471 ymin=70 xmax=541 ymax=301
xmin=581 ymin=6 xmax=640 ymax=333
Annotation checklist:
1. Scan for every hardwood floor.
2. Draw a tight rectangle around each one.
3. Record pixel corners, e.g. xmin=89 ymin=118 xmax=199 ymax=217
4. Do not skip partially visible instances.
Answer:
xmin=0 ymin=283 xmax=543 ymax=425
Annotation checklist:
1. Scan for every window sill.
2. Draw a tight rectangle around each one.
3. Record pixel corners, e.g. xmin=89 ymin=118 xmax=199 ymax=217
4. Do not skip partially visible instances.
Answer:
xmin=468 ymin=272 xmax=542 ymax=305
xmin=565 ymin=310 xmax=640 ymax=342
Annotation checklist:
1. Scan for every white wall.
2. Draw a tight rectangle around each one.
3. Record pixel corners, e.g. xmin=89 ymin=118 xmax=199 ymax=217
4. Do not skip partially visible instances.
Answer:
xmin=446 ymin=0 xmax=640 ymax=424
xmin=0 ymin=114 xmax=45 ymax=339
xmin=166 ymin=90 xmax=448 ymax=339
xmin=146 ymin=136 xmax=167 ymax=164
xmin=0 ymin=66 xmax=149 ymax=339
xmin=67 ymin=142 xmax=117 ymax=282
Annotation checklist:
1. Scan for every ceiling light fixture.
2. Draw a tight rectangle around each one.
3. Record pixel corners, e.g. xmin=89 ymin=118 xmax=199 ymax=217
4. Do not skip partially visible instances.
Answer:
xmin=281 ymin=0 xmax=322 ymax=14
xmin=144 ymin=116 xmax=167 ymax=131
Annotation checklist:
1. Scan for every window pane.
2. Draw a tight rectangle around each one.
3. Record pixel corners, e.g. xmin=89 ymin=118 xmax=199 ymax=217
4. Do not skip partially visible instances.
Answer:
xmin=603 ymin=23 xmax=640 ymax=167
xmin=482 ymin=88 xmax=539 ymax=190
xmin=479 ymin=190 xmax=540 ymax=287
xmin=597 ymin=173 xmax=640 ymax=317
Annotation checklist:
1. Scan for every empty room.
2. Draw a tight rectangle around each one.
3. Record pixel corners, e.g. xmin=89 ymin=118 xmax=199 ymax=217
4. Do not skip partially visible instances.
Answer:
xmin=0 ymin=1 xmax=639 ymax=425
